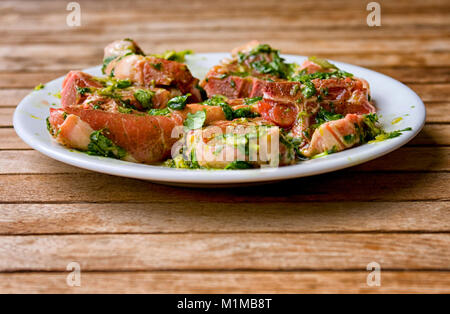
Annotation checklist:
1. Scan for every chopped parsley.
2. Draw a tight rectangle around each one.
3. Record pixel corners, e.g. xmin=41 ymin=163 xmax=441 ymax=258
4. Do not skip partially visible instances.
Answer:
xmin=224 ymin=161 xmax=253 ymax=170
xmin=117 ymin=106 xmax=133 ymax=114
xmin=220 ymin=102 xmax=235 ymax=120
xmin=291 ymin=69 xmax=353 ymax=83
xmin=148 ymin=108 xmax=170 ymax=116
xmin=301 ymin=81 xmax=316 ymax=99
xmin=203 ymin=95 xmax=233 ymax=120
xmin=368 ymin=128 xmax=412 ymax=143
xmin=202 ymin=95 xmax=228 ymax=107
xmin=313 ymin=107 xmax=344 ymax=127
xmin=203 ymin=95 xmax=260 ymax=120
xmin=34 ymin=84 xmax=45 ymax=91
xmin=151 ymin=63 xmax=163 ymax=71
xmin=238 ymin=44 xmax=296 ymax=79
xmin=76 ymin=87 xmax=91 ymax=96
xmin=243 ymin=96 xmax=262 ymax=105
xmin=233 ymin=107 xmax=259 ymax=119
xmin=115 ymin=79 xmax=132 ymax=89
xmin=101 ymin=55 xmax=117 ymax=74
xmin=152 ymin=50 xmax=193 ymax=63
xmin=343 ymin=134 xmax=355 ymax=144
xmin=46 ymin=117 xmax=53 ymax=135
xmin=134 ymin=89 xmax=154 ymax=109
xmin=87 ymin=130 xmax=127 ymax=159
xmin=308 ymin=56 xmax=338 ymax=70
xmin=167 ymin=93 xmax=190 ymax=110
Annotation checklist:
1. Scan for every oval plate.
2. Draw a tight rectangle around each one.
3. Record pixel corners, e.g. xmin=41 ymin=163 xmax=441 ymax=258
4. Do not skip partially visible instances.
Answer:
xmin=13 ymin=53 xmax=426 ymax=186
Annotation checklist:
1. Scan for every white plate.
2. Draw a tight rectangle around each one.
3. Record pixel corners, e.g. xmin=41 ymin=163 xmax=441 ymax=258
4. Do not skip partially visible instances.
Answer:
xmin=13 ymin=53 xmax=426 ymax=186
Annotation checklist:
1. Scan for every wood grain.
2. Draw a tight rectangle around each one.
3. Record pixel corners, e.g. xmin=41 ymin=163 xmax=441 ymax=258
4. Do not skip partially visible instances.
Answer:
xmin=0 ymin=202 xmax=447 ymax=235
xmin=0 ymin=233 xmax=448 ymax=271
xmin=0 ymin=147 xmax=448 ymax=175
xmin=0 ymin=129 xmax=29 ymax=149
xmin=0 ymin=271 xmax=448 ymax=294
xmin=1 ymin=172 xmax=449 ymax=203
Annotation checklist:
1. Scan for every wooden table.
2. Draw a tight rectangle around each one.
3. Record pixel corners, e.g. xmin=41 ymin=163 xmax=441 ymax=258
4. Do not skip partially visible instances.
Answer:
xmin=0 ymin=0 xmax=449 ymax=294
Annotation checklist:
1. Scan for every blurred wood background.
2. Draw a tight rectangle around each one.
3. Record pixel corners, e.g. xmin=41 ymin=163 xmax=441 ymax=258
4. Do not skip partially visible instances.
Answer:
xmin=0 ymin=0 xmax=449 ymax=293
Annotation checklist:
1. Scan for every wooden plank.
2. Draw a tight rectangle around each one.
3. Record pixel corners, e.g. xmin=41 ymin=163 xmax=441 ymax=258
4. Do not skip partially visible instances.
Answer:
xmin=1 ymin=0 xmax=448 ymax=21
xmin=3 ymin=26 xmax=450 ymax=46
xmin=0 ymin=147 xmax=448 ymax=175
xmin=0 ymin=201 xmax=447 ymax=235
xmin=0 ymin=89 xmax=30 ymax=107
xmin=0 ymin=77 xmax=64 ymax=91
xmin=373 ymin=67 xmax=450 ymax=84
xmin=0 ymin=107 xmax=13 ymax=126
xmin=0 ymin=172 xmax=448 ymax=203
xmin=354 ymin=147 xmax=449 ymax=171
xmin=0 ymin=233 xmax=448 ymax=271
xmin=426 ymin=102 xmax=450 ymax=123
xmin=0 ymin=129 xmax=29 ymax=149
xmin=0 ymin=271 xmax=448 ymax=294
xmin=409 ymin=124 xmax=450 ymax=146
xmin=1 ymin=38 xmax=449 ymax=56
xmin=0 ymin=151 xmax=87 ymax=174
xmin=409 ymin=84 xmax=450 ymax=102
xmin=2 ymin=16 xmax=449 ymax=42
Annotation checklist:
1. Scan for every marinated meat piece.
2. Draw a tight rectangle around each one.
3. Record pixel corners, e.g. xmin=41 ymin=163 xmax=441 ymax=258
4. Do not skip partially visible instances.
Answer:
xmin=48 ymin=109 xmax=93 ymax=151
xmin=103 ymin=39 xmax=202 ymax=102
xmin=184 ymin=118 xmax=296 ymax=169
xmin=61 ymin=71 xmax=175 ymax=111
xmin=56 ymin=71 xmax=249 ymax=163
xmin=302 ymin=114 xmax=365 ymax=157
